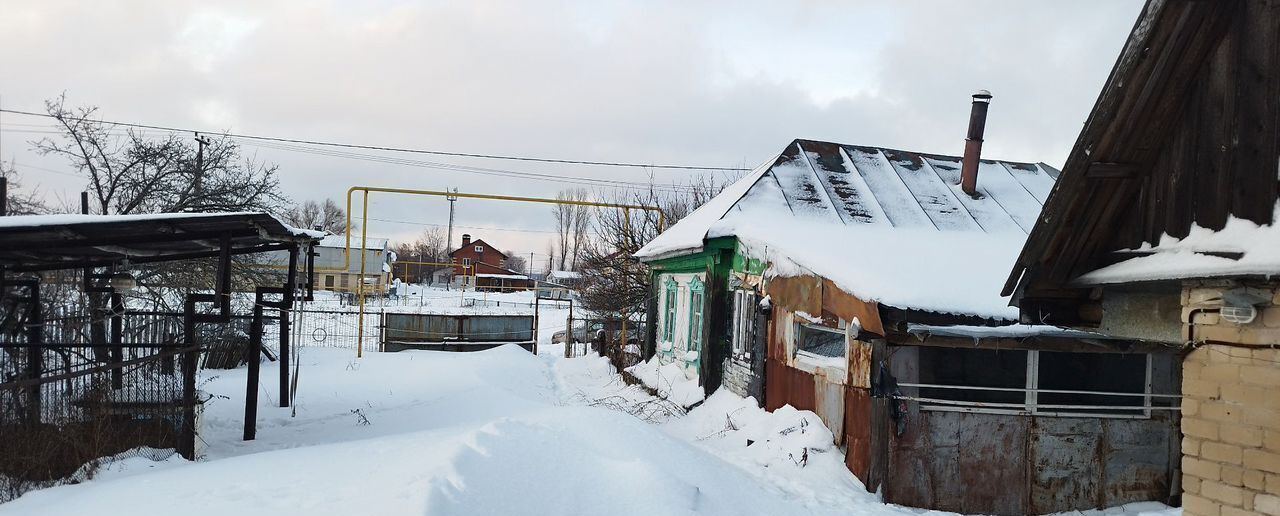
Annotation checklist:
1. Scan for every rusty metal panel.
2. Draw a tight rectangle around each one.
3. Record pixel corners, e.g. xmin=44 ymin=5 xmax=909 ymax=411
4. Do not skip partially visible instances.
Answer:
xmin=1100 ymin=418 xmax=1174 ymax=507
xmin=764 ymin=276 xmax=821 ymax=318
xmin=1031 ymin=417 xmax=1102 ymax=512
xmin=843 ymin=387 xmax=872 ymax=481
xmin=764 ymin=358 xmax=816 ymax=413
xmin=848 ymin=339 xmax=872 ymax=388
xmin=886 ymin=410 xmax=963 ymax=512
xmin=959 ymin=413 xmax=1028 ymax=514
xmin=820 ymin=278 xmax=884 ymax=335
xmin=815 ymin=377 xmax=845 ymax=444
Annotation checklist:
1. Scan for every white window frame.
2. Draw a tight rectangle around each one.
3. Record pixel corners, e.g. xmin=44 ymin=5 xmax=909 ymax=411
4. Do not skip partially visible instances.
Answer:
xmin=462 ymin=257 xmax=471 ymax=267
xmin=901 ymin=350 xmax=1173 ymax=420
xmin=475 ymin=245 xmax=484 ymax=253
xmin=731 ymin=290 xmax=756 ymax=360
xmin=792 ymin=322 xmax=847 ymax=375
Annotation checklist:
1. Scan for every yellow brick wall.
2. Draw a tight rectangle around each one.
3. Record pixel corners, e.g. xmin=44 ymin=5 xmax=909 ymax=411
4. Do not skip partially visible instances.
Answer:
xmin=1182 ymin=282 xmax=1280 ymax=516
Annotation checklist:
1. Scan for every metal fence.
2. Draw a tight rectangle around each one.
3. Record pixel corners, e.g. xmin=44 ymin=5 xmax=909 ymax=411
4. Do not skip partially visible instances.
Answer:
xmin=0 ymin=307 xmax=198 ymax=502
xmin=562 ymin=316 xmax=646 ymax=370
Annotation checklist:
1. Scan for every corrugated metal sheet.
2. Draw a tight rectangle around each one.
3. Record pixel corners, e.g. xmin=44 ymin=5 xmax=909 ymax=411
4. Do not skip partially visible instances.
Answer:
xmin=734 ymin=139 xmax=1058 ymax=237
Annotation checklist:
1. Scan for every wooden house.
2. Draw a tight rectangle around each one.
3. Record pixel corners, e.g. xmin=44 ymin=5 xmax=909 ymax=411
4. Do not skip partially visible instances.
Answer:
xmin=1005 ymin=2 xmax=1280 ymax=516
xmin=637 ymin=128 xmax=1182 ymax=510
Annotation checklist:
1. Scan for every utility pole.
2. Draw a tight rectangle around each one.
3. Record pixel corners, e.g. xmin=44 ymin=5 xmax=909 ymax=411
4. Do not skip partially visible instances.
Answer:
xmin=445 ymin=188 xmax=459 ymax=251
xmin=193 ymin=132 xmax=212 ymax=205
xmin=528 ymin=252 xmax=534 ymax=275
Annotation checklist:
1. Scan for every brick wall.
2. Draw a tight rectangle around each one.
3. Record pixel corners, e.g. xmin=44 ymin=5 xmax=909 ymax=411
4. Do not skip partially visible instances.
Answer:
xmin=1182 ymin=282 xmax=1280 ymax=516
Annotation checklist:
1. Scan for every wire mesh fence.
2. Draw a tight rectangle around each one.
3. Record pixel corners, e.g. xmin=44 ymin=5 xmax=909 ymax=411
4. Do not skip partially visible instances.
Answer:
xmin=0 ymin=306 xmax=197 ymax=503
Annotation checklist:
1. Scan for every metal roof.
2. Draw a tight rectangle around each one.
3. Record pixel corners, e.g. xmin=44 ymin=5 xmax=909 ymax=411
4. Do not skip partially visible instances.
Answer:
xmin=0 ymin=212 xmax=322 ymax=271
xmin=731 ymin=139 xmax=1058 ymax=235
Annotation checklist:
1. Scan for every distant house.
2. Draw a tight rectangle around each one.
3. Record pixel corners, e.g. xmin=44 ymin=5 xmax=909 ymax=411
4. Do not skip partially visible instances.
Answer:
xmin=313 ymin=235 xmax=394 ymax=294
xmin=1006 ymin=3 xmax=1280 ymax=516
xmin=637 ymin=133 xmax=1181 ymax=510
xmin=546 ymin=270 xmax=582 ymax=289
xmin=449 ymin=234 xmax=532 ymax=291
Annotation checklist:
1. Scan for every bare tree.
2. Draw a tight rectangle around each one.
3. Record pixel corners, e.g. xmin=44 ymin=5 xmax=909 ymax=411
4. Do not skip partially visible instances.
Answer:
xmin=0 ymin=161 xmax=47 ymax=215
xmin=390 ymin=227 xmax=450 ymax=283
xmin=577 ymin=176 xmax=728 ymax=323
xmin=29 ymin=96 xmax=289 ymax=312
xmin=32 ymin=95 xmax=285 ymax=216
xmin=551 ymin=188 xmax=591 ymax=271
xmin=505 ymin=251 xmax=527 ymax=273
xmin=283 ymin=198 xmax=347 ymax=234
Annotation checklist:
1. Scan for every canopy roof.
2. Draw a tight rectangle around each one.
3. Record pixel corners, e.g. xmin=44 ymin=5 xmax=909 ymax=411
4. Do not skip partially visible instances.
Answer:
xmin=0 ymin=212 xmax=323 ymax=271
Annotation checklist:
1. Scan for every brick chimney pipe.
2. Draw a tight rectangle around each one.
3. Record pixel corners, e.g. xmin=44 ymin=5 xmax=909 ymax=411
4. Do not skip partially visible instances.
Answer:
xmin=461 ymin=234 xmax=472 ymax=246
xmin=960 ymin=90 xmax=992 ymax=196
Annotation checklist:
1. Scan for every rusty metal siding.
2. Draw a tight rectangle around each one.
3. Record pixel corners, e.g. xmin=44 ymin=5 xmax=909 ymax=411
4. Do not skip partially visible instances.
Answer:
xmin=1032 ymin=417 xmax=1102 ymax=511
xmin=764 ymin=358 xmax=816 ymax=413
xmin=883 ymin=349 xmax=1181 ymax=515
xmin=844 ymin=387 xmax=872 ymax=480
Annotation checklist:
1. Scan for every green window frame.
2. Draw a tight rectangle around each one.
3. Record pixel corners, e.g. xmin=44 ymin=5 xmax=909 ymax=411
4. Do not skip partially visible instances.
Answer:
xmin=687 ymin=277 xmax=705 ymax=357
xmin=662 ymin=277 xmax=678 ymax=342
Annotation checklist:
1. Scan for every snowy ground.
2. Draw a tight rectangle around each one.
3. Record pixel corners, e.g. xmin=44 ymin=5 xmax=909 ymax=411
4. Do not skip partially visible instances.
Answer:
xmin=1 ymin=300 xmax=1179 ymax=516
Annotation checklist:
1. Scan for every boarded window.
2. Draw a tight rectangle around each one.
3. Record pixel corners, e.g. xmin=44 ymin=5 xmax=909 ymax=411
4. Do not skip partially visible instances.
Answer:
xmin=339 ymin=275 xmax=350 ymax=288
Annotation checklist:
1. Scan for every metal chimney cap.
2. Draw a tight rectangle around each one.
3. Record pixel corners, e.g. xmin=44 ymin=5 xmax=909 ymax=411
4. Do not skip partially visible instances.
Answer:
xmin=972 ymin=89 xmax=993 ymax=101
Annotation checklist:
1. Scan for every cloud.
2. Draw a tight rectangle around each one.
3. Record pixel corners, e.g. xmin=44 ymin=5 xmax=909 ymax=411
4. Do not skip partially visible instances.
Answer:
xmin=0 ymin=0 xmax=1144 ymax=256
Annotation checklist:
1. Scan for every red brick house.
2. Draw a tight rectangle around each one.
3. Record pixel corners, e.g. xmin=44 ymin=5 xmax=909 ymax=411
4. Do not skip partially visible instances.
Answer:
xmin=449 ymin=234 xmax=532 ymax=291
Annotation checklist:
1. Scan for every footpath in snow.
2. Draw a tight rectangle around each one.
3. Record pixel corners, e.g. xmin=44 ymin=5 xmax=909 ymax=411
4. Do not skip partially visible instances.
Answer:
xmin=2 ymin=340 xmax=1179 ymax=516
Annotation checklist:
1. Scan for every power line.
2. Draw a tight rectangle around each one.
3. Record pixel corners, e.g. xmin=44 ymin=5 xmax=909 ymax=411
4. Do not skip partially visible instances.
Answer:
xmin=0 ymin=108 xmax=749 ymax=171
xmin=367 ymin=216 xmax=560 ymax=235
xmin=1 ymin=115 xmax=724 ymax=193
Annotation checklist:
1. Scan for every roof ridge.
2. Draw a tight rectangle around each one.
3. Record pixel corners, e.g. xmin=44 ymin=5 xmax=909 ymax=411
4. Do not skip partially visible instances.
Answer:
xmin=792 ymin=138 xmax=1044 ymax=168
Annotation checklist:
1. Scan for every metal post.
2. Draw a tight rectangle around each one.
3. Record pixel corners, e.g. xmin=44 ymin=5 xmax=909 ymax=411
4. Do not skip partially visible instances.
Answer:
xmin=356 ymin=190 xmax=369 ymax=358
xmin=24 ymin=280 xmax=42 ymax=425
xmin=533 ymin=291 xmax=540 ymax=355
xmin=565 ymin=298 xmax=573 ymax=358
xmin=280 ymin=245 xmax=298 ymax=408
xmin=110 ymin=292 xmax=123 ymax=390
xmin=0 ymin=176 xmax=7 ymax=216
xmin=180 ymin=296 xmax=198 ymax=459
xmin=244 ymin=298 xmax=263 ymax=441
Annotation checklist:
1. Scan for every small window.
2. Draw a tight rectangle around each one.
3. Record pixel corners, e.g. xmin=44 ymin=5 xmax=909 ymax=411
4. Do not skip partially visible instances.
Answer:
xmin=462 ymin=258 xmax=471 ymax=267
xmin=662 ymin=277 xmax=677 ymax=343
xmin=324 ymin=275 xmax=335 ymax=288
xmin=687 ymin=277 xmax=705 ymax=354
xmin=339 ymin=275 xmax=350 ymax=288
xmin=797 ymin=323 xmax=845 ymax=359
xmin=731 ymin=290 xmax=757 ymax=356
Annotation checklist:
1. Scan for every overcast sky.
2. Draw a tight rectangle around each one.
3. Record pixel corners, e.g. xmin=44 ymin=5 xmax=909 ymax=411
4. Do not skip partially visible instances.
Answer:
xmin=0 ymin=0 xmax=1143 ymax=264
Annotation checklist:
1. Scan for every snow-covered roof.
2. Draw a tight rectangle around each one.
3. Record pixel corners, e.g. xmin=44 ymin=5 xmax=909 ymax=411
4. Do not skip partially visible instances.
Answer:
xmin=547 ymin=270 xmax=582 ymax=280
xmin=319 ymin=235 xmax=388 ymax=251
xmin=1076 ymin=204 xmax=1280 ymax=285
xmin=477 ymin=273 xmax=529 ymax=280
xmin=636 ymin=139 xmax=1059 ymax=320
xmin=906 ymin=323 xmax=1108 ymax=340
xmin=0 ymin=211 xmax=325 ymax=239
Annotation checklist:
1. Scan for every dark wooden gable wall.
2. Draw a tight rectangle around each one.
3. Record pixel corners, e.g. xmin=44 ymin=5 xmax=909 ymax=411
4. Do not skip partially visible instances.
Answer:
xmin=1007 ymin=0 xmax=1278 ymax=324
xmin=1118 ymin=0 xmax=1280 ymax=250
